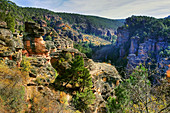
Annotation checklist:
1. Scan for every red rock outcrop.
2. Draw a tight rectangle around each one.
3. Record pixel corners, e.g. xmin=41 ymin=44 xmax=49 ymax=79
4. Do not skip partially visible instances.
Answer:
xmin=23 ymin=22 xmax=48 ymax=56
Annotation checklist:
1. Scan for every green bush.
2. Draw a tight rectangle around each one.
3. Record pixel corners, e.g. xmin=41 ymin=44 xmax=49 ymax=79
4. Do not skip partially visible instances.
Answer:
xmin=65 ymin=53 xmax=72 ymax=61
xmin=45 ymin=35 xmax=52 ymax=41
xmin=54 ymin=56 xmax=95 ymax=111
xmin=107 ymin=84 xmax=129 ymax=113
xmin=5 ymin=13 xmax=15 ymax=33
xmin=73 ymin=88 xmax=95 ymax=112
xmin=74 ymin=43 xmax=92 ymax=58
xmin=107 ymin=65 xmax=169 ymax=113
xmin=20 ymin=57 xmax=32 ymax=72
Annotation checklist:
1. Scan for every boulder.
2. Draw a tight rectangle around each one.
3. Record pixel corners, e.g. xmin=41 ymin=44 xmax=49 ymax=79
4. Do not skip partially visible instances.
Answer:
xmin=0 ymin=21 xmax=7 ymax=28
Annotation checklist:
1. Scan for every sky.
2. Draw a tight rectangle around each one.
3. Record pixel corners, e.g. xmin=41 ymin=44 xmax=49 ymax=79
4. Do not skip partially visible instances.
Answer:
xmin=10 ymin=0 xmax=170 ymax=19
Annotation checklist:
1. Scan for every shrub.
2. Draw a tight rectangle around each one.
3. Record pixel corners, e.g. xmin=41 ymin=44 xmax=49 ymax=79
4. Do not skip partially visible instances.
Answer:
xmin=20 ymin=57 xmax=32 ymax=72
xmin=107 ymin=65 xmax=169 ymax=113
xmin=45 ymin=35 xmax=52 ymax=41
xmin=107 ymin=84 xmax=129 ymax=113
xmin=5 ymin=13 xmax=15 ymax=33
xmin=0 ymin=61 xmax=28 ymax=112
xmin=73 ymin=88 xmax=95 ymax=112
xmin=65 ymin=53 xmax=72 ymax=61
xmin=54 ymin=56 xmax=95 ymax=111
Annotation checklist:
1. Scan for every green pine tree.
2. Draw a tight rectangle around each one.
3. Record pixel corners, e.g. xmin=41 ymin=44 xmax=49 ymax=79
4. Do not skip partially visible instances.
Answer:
xmin=54 ymin=56 xmax=95 ymax=111
xmin=0 ymin=12 xmax=5 ymax=21
xmin=73 ymin=88 xmax=95 ymax=112
xmin=107 ymin=83 xmax=129 ymax=113
xmin=5 ymin=13 xmax=15 ymax=33
xmin=55 ymin=56 xmax=93 ymax=91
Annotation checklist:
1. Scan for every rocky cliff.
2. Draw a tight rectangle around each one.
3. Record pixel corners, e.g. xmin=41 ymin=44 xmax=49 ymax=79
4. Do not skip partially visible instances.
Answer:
xmin=50 ymin=48 xmax=121 ymax=112
xmin=127 ymin=37 xmax=169 ymax=78
xmin=0 ymin=21 xmax=121 ymax=112
xmin=0 ymin=21 xmax=23 ymax=67
xmin=115 ymin=16 xmax=170 ymax=82
xmin=72 ymin=23 xmax=115 ymax=39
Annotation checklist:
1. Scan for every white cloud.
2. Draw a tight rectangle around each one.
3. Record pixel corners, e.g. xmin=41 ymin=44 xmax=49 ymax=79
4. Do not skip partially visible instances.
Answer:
xmin=10 ymin=0 xmax=170 ymax=19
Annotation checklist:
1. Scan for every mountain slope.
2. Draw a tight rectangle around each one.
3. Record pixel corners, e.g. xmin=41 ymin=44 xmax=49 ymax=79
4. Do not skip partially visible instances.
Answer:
xmin=0 ymin=0 xmax=124 ymax=40
xmin=56 ymin=12 xmax=124 ymax=30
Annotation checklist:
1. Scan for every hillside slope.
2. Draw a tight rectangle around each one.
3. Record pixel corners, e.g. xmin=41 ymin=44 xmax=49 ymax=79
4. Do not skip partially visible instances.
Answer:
xmin=0 ymin=0 xmax=124 ymax=42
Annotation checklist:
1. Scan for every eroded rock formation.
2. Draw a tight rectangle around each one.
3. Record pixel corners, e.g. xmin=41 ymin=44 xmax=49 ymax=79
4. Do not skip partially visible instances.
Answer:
xmin=116 ymin=27 xmax=129 ymax=47
xmin=116 ymin=26 xmax=169 ymax=79
xmin=86 ymin=60 xmax=121 ymax=112
xmin=0 ymin=21 xmax=23 ymax=67
xmin=23 ymin=22 xmax=57 ymax=84
xmin=23 ymin=22 xmax=48 ymax=56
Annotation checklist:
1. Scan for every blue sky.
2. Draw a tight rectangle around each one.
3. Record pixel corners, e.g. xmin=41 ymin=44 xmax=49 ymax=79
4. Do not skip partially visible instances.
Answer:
xmin=10 ymin=0 xmax=170 ymax=19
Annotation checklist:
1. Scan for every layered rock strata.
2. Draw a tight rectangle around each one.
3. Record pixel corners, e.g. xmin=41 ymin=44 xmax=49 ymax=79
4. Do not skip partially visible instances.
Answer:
xmin=0 ymin=21 xmax=23 ymax=67
xmin=23 ymin=22 xmax=57 ymax=84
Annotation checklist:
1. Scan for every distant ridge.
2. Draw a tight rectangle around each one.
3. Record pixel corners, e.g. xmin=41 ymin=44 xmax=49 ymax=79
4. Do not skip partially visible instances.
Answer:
xmin=0 ymin=0 xmax=124 ymax=30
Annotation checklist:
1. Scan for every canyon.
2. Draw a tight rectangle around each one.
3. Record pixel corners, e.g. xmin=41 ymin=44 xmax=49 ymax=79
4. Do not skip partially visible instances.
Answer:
xmin=0 ymin=0 xmax=169 ymax=112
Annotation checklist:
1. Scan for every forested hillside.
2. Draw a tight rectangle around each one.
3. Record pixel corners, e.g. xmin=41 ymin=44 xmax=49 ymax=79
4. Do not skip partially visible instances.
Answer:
xmin=0 ymin=0 xmax=124 ymax=38
xmin=56 ymin=13 xmax=124 ymax=29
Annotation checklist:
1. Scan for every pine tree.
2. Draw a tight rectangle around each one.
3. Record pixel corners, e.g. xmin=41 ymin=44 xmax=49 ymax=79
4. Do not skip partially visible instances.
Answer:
xmin=107 ymin=82 xmax=129 ymax=113
xmin=73 ymin=88 xmax=95 ymax=112
xmin=5 ymin=13 xmax=15 ymax=33
xmin=56 ymin=56 xmax=93 ymax=91
xmin=0 ymin=12 xmax=5 ymax=21
xmin=54 ymin=56 xmax=95 ymax=111
xmin=68 ymin=56 xmax=92 ymax=90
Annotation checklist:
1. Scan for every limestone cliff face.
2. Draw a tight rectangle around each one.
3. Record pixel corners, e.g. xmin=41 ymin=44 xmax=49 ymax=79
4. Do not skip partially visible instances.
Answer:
xmin=0 ymin=21 xmax=23 ymax=67
xmin=53 ymin=37 xmax=73 ymax=50
xmin=127 ymin=38 xmax=169 ymax=75
xmin=116 ymin=27 xmax=129 ymax=46
xmin=24 ymin=22 xmax=48 ymax=56
xmin=23 ymin=22 xmax=57 ymax=84
xmin=116 ymin=27 xmax=130 ymax=57
xmin=73 ymin=23 xmax=115 ymax=40
xmin=116 ymin=27 xmax=169 ymax=79
xmin=85 ymin=59 xmax=121 ymax=112
xmin=129 ymin=36 xmax=139 ymax=54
